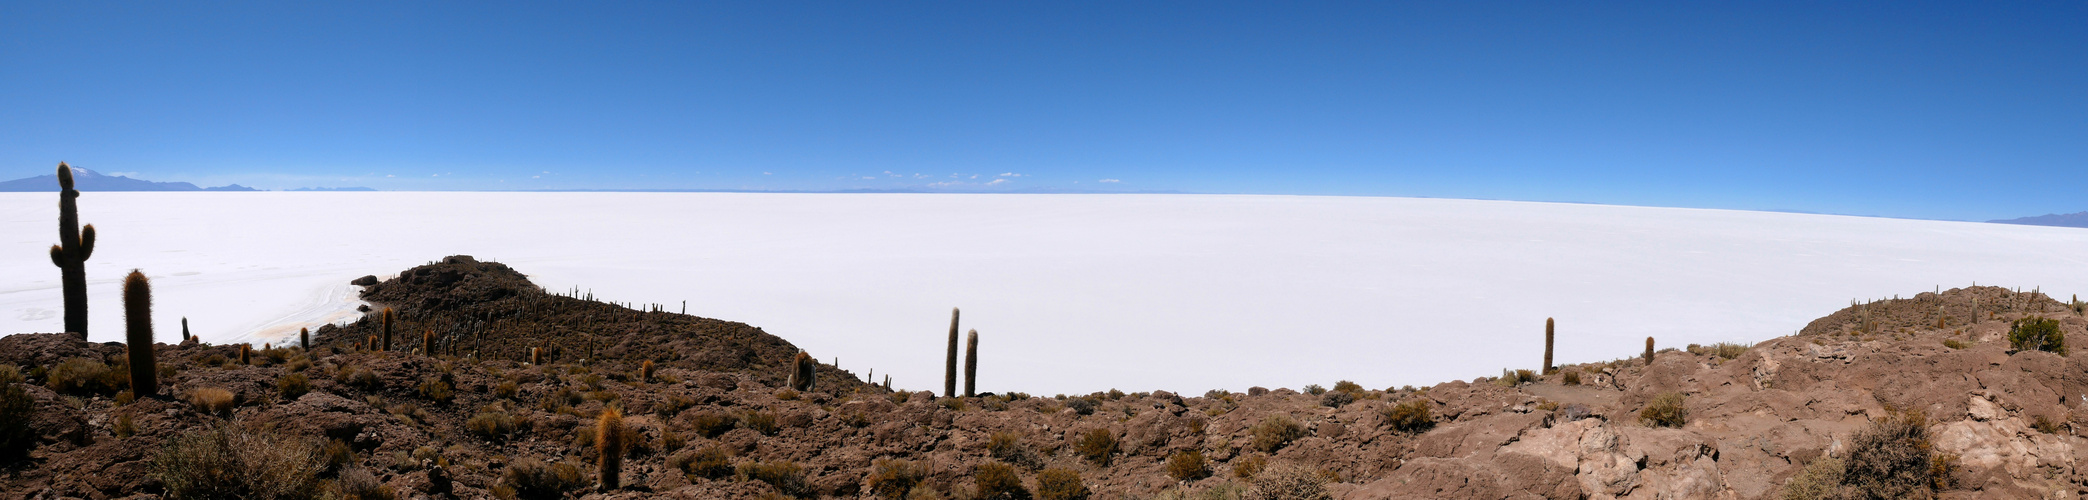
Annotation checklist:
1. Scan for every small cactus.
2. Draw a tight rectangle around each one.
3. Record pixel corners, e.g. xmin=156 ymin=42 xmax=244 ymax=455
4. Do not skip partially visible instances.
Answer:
xmin=366 ymin=336 xmax=378 ymax=352
xmin=597 ymin=406 xmax=625 ymax=491
xmin=531 ymin=347 xmax=543 ymax=365
xmin=964 ymin=329 xmax=979 ymax=397
xmin=181 ymin=317 xmax=191 ymax=342
xmin=49 ymin=163 xmax=96 ymax=340
xmin=640 ymin=360 xmax=655 ymax=383
xmin=422 ymin=329 xmax=434 ymax=357
xmin=1643 ymin=337 xmax=1655 ymax=364
xmin=945 ymin=308 xmax=960 ymax=398
xmin=787 ymin=351 xmax=815 ymax=391
xmin=300 ymin=327 xmax=309 ymax=351
xmin=1543 ymin=318 xmax=1555 ymax=374
xmin=124 ymin=270 xmax=156 ymax=397
xmin=381 ymin=308 xmax=394 ymax=351
xmin=239 ymin=343 xmax=251 ymax=365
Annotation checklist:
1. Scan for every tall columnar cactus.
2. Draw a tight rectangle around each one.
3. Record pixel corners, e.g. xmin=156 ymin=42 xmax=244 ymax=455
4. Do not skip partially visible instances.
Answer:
xmin=787 ymin=351 xmax=815 ymax=391
xmin=422 ymin=329 xmax=434 ymax=356
xmin=640 ymin=360 xmax=655 ymax=383
xmin=1643 ymin=337 xmax=1656 ymax=364
xmin=597 ymin=406 xmax=625 ymax=491
xmin=181 ymin=317 xmax=191 ymax=342
xmin=49 ymin=163 xmax=96 ymax=340
xmin=239 ymin=344 xmax=251 ymax=365
xmin=381 ymin=308 xmax=395 ymax=351
xmin=531 ymin=347 xmax=543 ymax=365
xmin=300 ymin=327 xmax=310 ymax=351
xmin=1543 ymin=318 xmax=1555 ymax=375
xmin=123 ymin=270 xmax=156 ymax=397
xmin=964 ymin=329 xmax=979 ymax=397
xmin=945 ymin=308 xmax=960 ymax=398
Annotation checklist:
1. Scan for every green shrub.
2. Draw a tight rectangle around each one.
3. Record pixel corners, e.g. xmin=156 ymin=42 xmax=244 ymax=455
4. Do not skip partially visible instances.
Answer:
xmin=1251 ymin=415 xmax=1306 ymax=454
xmin=1075 ymin=428 xmax=1118 ymax=466
xmin=867 ymin=458 xmax=928 ymax=499
xmin=973 ymin=461 xmax=1028 ymax=500
xmin=737 ymin=460 xmax=808 ymax=497
xmin=1640 ymin=393 xmax=1687 ymax=428
xmin=1165 ymin=450 xmax=1211 ymax=481
xmin=502 ymin=459 xmax=585 ymax=500
xmin=2009 ymin=316 xmax=2065 ymax=355
xmin=1035 ymin=467 xmax=1089 ymax=500
xmin=277 ymin=373 xmax=311 ymax=400
xmin=154 ymin=424 xmax=326 ymax=499
xmin=46 ymin=357 xmax=125 ymax=396
xmin=1381 ymin=400 xmax=1434 ymax=434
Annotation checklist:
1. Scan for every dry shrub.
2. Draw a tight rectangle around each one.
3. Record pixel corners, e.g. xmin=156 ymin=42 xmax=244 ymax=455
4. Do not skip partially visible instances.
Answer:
xmin=1074 ymin=429 xmax=1118 ymax=466
xmin=335 ymin=467 xmax=398 ymax=500
xmin=495 ymin=381 xmax=519 ymax=399
xmin=688 ymin=411 xmax=737 ymax=438
xmin=1842 ymin=411 xmax=1943 ymax=497
xmin=154 ymin=424 xmax=326 ymax=499
xmin=973 ymin=461 xmax=1028 ymax=500
xmin=737 ymin=460 xmax=808 ymax=497
xmin=867 ymin=458 xmax=928 ymax=499
xmin=1035 ymin=467 xmax=1089 ymax=500
xmin=1065 ymin=398 xmax=1096 ymax=416
xmin=1 ymin=382 xmax=36 ymax=459
xmin=742 ymin=410 xmax=780 ymax=436
xmin=1251 ymin=415 xmax=1305 ymax=454
xmin=2033 ymin=414 xmax=2065 ymax=434
xmin=1166 ymin=450 xmax=1211 ymax=481
xmin=1246 ymin=463 xmax=1331 ymax=500
xmin=989 ymin=431 xmax=1043 ymax=469
xmin=1941 ymin=339 xmax=1969 ymax=350
xmin=114 ymin=413 xmax=137 ymax=438
xmin=1318 ymin=391 xmax=1353 ymax=408
xmin=189 ymin=388 xmax=237 ymax=417
xmin=668 ymin=445 xmax=732 ymax=480
xmin=1779 ymin=456 xmax=1843 ymax=500
xmin=468 ymin=409 xmax=525 ymax=442
xmin=46 ymin=357 xmax=125 ymax=396
xmin=1381 ymin=400 xmax=1434 ymax=434
xmin=278 ymin=373 xmax=311 ymax=400
xmin=775 ymin=388 xmax=800 ymax=401
xmin=1561 ymin=370 xmax=1582 ymax=386
xmin=502 ymin=459 xmax=585 ymax=500
xmin=1233 ymin=454 xmax=1268 ymax=479
xmin=0 ymin=365 xmax=20 ymax=385
xmin=416 ymin=377 xmax=454 ymax=402
xmin=1640 ymin=392 xmax=1687 ymax=428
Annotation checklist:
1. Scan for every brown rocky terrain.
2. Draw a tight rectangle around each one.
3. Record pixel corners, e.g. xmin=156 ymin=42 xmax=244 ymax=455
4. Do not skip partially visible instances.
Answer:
xmin=3 ymin=257 xmax=2086 ymax=499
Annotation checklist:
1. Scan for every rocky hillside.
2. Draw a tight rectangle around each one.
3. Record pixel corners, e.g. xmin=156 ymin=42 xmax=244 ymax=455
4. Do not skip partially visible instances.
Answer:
xmin=2 ymin=258 xmax=2086 ymax=499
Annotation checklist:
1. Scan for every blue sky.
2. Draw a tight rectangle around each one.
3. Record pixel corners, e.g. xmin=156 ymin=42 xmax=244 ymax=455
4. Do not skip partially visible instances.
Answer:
xmin=2 ymin=2 xmax=2083 ymax=220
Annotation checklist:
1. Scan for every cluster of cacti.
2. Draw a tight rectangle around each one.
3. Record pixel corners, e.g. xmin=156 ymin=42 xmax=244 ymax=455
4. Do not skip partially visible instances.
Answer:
xmin=964 ymin=329 xmax=979 ymax=397
xmin=944 ymin=308 xmax=959 ymax=398
xmin=787 ymin=352 xmax=815 ymax=391
xmin=597 ymin=406 xmax=625 ymax=491
xmin=1643 ymin=337 xmax=1655 ymax=364
xmin=382 ymin=308 xmax=395 ymax=351
xmin=124 ymin=270 xmax=156 ymax=397
xmin=49 ymin=163 xmax=96 ymax=340
xmin=1543 ymin=318 xmax=1555 ymax=374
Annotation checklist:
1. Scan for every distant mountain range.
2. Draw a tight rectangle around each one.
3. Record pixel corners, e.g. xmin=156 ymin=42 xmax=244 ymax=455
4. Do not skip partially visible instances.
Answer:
xmin=1990 ymin=212 xmax=2088 ymax=228
xmin=0 ymin=167 xmax=258 ymax=192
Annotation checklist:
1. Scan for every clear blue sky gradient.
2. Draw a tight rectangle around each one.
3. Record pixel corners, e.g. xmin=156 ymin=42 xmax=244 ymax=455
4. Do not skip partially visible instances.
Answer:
xmin=3 ymin=2 xmax=2083 ymax=220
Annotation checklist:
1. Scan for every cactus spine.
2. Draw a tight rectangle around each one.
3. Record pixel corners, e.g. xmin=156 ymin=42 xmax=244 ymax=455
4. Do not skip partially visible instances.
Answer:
xmin=300 ymin=327 xmax=309 ymax=351
xmin=964 ymin=329 xmax=979 ymax=397
xmin=944 ymin=308 xmax=959 ymax=398
xmin=1643 ymin=337 xmax=1655 ymax=364
xmin=641 ymin=360 xmax=655 ymax=382
xmin=787 ymin=351 xmax=815 ymax=391
xmin=1543 ymin=318 xmax=1555 ymax=374
xmin=381 ymin=308 xmax=394 ymax=351
xmin=597 ymin=406 xmax=624 ymax=491
xmin=49 ymin=163 xmax=96 ymax=340
xmin=123 ymin=270 xmax=156 ymax=397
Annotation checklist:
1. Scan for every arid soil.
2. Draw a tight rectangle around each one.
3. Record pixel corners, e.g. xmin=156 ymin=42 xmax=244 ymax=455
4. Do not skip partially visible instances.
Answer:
xmin=4 ymin=257 xmax=2087 ymax=499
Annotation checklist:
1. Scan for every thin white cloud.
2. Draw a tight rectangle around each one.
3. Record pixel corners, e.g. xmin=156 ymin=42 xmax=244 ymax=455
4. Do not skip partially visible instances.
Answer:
xmin=862 ymin=176 xmax=877 ymax=180
xmin=1098 ymin=179 xmax=1121 ymax=183
xmin=999 ymin=172 xmax=1022 ymax=177
xmin=763 ymin=172 xmax=772 ymax=175
xmin=986 ymin=178 xmax=1009 ymax=186
xmin=108 ymin=172 xmax=140 ymax=178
